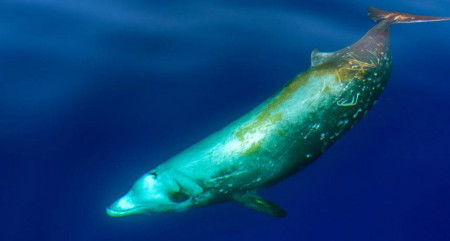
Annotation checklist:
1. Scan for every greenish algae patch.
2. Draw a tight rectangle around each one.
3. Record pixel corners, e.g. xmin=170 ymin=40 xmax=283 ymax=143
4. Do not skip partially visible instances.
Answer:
xmin=235 ymin=111 xmax=283 ymax=141
xmin=243 ymin=140 xmax=264 ymax=155
xmin=236 ymin=113 xmax=282 ymax=156
xmin=235 ymin=68 xmax=318 ymax=142
xmin=234 ymin=70 xmax=316 ymax=155
xmin=234 ymin=64 xmax=356 ymax=156
xmin=277 ymin=128 xmax=289 ymax=136
xmin=235 ymin=53 xmax=379 ymax=143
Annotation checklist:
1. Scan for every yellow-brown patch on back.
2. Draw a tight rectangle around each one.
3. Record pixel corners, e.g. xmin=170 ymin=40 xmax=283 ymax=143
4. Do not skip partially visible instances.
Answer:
xmin=242 ymin=140 xmax=264 ymax=155
xmin=233 ymin=56 xmax=375 ymax=155
xmin=235 ymin=69 xmax=330 ymax=155
xmin=234 ymin=73 xmax=311 ymax=142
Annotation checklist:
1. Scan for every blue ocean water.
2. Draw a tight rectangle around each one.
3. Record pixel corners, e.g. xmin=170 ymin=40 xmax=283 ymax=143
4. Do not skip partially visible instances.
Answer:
xmin=2 ymin=1 xmax=450 ymax=240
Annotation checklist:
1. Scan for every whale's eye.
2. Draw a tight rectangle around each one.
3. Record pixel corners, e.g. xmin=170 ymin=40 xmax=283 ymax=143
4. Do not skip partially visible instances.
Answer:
xmin=148 ymin=171 xmax=157 ymax=179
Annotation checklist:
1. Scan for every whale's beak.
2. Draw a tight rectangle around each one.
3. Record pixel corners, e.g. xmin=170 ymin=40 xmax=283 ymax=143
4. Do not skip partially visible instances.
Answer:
xmin=106 ymin=194 xmax=146 ymax=217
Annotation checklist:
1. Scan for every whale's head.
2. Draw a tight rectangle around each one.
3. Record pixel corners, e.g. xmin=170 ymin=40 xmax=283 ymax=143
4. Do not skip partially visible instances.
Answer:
xmin=106 ymin=170 xmax=198 ymax=217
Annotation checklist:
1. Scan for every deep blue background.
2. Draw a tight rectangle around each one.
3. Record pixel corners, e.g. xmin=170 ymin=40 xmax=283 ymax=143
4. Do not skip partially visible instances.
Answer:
xmin=2 ymin=1 xmax=450 ymax=240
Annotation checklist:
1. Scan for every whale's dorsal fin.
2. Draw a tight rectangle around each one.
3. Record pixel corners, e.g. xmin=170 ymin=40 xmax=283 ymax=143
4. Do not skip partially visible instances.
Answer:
xmin=311 ymin=48 xmax=335 ymax=67
xmin=234 ymin=192 xmax=286 ymax=217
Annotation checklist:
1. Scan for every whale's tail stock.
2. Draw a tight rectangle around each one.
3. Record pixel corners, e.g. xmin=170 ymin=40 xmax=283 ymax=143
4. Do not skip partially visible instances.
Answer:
xmin=368 ymin=6 xmax=450 ymax=24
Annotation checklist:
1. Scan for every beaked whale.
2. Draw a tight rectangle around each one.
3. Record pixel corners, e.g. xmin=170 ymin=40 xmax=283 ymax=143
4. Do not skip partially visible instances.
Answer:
xmin=107 ymin=7 xmax=450 ymax=217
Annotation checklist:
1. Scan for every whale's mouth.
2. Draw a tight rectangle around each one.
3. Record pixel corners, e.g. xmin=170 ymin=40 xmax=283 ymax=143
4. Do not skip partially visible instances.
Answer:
xmin=106 ymin=206 xmax=147 ymax=217
xmin=106 ymin=195 xmax=148 ymax=217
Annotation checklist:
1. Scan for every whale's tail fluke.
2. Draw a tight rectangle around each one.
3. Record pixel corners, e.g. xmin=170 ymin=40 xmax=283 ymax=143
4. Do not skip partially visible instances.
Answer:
xmin=368 ymin=7 xmax=450 ymax=24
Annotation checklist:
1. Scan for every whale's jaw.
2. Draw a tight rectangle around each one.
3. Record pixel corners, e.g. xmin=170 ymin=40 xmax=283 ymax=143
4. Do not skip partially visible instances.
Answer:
xmin=106 ymin=206 xmax=147 ymax=217
xmin=106 ymin=195 xmax=147 ymax=217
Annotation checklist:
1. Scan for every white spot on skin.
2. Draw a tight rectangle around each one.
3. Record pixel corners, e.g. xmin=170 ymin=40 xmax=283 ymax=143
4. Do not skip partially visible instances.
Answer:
xmin=220 ymin=126 xmax=269 ymax=160
xmin=143 ymin=175 xmax=156 ymax=189
xmin=245 ymin=132 xmax=265 ymax=145
xmin=225 ymin=139 xmax=241 ymax=150
xmin=118 ymin=196 xmax=135 ymax=210
xmin=141 ymin=175 xmax=163 ymax=199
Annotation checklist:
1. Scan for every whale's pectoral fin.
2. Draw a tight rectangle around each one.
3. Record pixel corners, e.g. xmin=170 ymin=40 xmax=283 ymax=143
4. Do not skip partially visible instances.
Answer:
xmin=234 ymin=193 xmax=287 ymax=217
xmin=174 ymin=175 xmax=204 ymax=197
xmin=169 ymin=176 xmax=204 ymax=203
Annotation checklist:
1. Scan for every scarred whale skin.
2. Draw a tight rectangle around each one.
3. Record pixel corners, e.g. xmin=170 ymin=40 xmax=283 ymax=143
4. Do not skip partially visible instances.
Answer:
xmin=107 ymin=7 xmax=450 ymax=217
